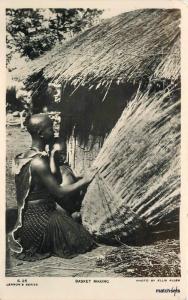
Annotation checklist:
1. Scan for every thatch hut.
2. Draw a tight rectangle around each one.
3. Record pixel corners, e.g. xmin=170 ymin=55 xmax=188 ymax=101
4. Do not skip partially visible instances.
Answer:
xmin=12 ymin=9 xmax=181 ymax=242
xmin=12 ymin=9 xmax=180 ymax=174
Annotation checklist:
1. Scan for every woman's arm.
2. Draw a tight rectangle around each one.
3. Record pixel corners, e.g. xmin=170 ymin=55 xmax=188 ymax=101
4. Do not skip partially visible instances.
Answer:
xmin=60 ymin=165 xmax=76 ymax=186
xmin=61 ymin=171 xmax=75 ymax=186
xmin=31 ymin=156 xmax=93 ymax=201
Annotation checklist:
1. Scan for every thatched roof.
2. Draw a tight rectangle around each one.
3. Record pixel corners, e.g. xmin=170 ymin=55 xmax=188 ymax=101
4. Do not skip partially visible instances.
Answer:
xmin=13 ymin=9 xmax=180 ymax=89
xmin=81 ymin=84 xmax=180 ymax=242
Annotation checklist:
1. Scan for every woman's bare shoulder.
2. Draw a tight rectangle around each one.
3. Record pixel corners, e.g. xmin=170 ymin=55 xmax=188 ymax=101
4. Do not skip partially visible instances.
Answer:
xmin=31 ymin=155 xmax=49 ymax=172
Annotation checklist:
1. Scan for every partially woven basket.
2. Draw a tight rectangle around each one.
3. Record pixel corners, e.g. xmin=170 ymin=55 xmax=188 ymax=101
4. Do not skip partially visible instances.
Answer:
xmin=81 ymin=86 xmax=180 ymax=242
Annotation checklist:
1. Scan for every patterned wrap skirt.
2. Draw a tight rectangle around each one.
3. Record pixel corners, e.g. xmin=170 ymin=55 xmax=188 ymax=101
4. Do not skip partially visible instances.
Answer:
xmin=15 ymin=198 xmax=95 ymax=261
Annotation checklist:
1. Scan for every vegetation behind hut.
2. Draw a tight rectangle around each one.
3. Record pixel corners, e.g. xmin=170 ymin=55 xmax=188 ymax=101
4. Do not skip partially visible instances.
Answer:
xmin=6 ymin=8 xmax=103 ymax=63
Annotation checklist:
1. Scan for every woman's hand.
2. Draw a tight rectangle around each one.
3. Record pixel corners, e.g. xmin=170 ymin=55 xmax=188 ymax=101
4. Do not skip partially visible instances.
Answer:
xmin=82 ymin=166 xmax=98 ymax=185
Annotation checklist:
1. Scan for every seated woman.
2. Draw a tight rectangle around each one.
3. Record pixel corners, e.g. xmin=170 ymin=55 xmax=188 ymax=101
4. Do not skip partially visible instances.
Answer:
xmin=9 ymin=114 xmax=96 ymax=262
xmin=50 ymin=138 xmax=85 ymax=222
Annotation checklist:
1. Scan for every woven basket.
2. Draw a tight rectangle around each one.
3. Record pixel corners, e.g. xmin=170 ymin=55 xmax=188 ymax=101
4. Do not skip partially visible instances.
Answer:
xmin=81 ymin=87 xmax=180 ymax=242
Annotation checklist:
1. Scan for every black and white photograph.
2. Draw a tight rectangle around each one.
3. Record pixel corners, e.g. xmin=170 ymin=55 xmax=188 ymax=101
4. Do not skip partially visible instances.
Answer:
xmin=4 ymin=1 xmax=182 ymax=285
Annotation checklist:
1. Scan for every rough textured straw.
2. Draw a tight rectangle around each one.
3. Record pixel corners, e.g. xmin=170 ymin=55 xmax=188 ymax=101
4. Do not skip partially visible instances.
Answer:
xmin=96 ymin=239 xmax=180 ymax=277
xmin=81 ymin=86 xmax=180 ymax=241
xmin=12 ymin=9 xmax=180 ymax=89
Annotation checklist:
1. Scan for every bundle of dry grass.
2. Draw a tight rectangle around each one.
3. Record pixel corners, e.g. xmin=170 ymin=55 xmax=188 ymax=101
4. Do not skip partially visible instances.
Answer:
xmin=81 ymin=85 xmax=180 ymax=241
xmin=96 ymin=239 xmax=180 ymax=277
xmin=12 ymin=9 xmax=180 ymax=89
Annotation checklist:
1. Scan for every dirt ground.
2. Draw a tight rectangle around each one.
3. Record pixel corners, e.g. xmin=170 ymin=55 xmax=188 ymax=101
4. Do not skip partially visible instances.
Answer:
xmin=6 ymin=125 xmax=119 ymax=277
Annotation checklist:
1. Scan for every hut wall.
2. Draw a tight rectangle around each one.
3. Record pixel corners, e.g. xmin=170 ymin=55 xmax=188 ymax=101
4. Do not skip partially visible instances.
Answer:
xmin=81 ymin=86 xmax=180 ymax=243
xmin=59 ymin=82 xmax=138 ymax=174
xmin=67 ymin=135 xmax=103 ymax=175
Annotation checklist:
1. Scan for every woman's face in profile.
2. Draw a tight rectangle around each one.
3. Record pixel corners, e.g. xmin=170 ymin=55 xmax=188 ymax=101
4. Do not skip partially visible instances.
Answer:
xmin=42 ymin=119 xmax=54 ymax=143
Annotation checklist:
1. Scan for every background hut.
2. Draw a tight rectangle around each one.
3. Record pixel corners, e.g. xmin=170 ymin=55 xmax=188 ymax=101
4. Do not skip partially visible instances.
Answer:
xmin=12 ymin=9 xmax=181 ymax=242
xmin=12 ymin=8 xmax=180 ymax=174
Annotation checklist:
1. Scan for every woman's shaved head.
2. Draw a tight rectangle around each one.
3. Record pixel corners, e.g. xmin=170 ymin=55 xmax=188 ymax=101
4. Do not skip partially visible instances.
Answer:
xmin=24 ymin=114 xmax=54 ymax=142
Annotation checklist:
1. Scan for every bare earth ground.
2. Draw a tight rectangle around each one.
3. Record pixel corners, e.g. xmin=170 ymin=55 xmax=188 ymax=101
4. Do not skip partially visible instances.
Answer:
xmin=6 ymin=125 xmax=118 ymax=277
